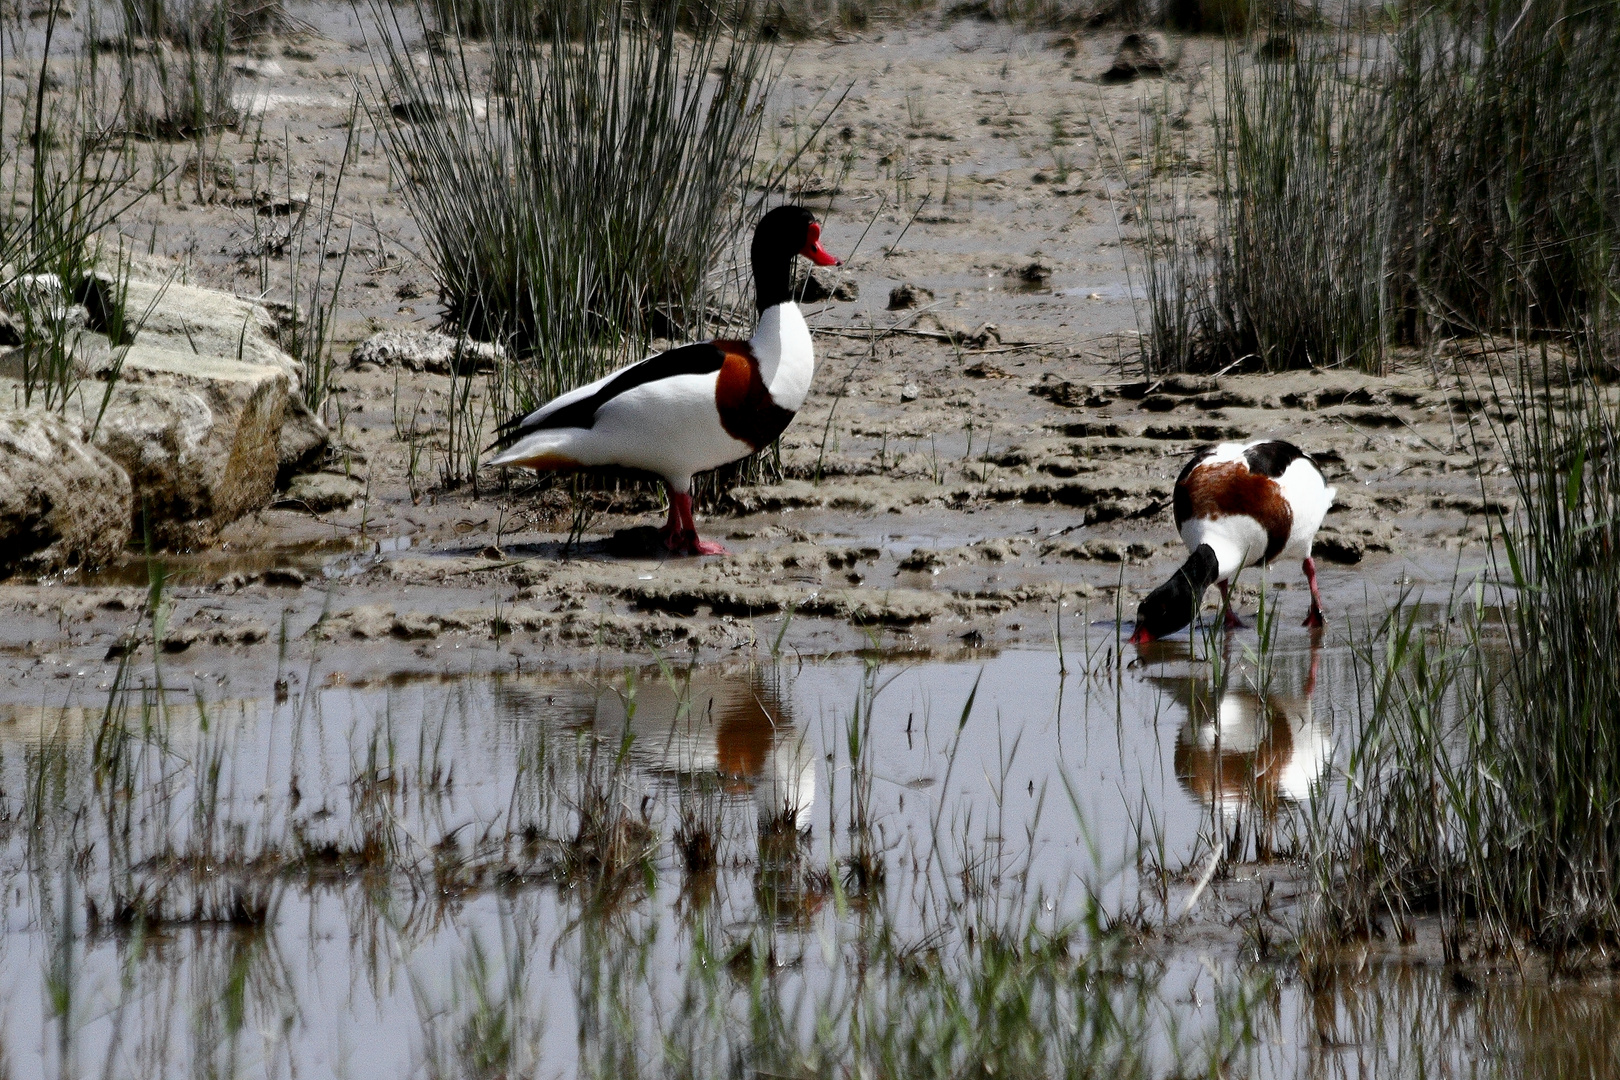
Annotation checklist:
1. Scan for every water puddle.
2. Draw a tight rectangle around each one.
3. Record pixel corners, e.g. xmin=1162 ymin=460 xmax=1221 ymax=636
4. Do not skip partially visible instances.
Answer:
xmin=0 ymin=628 xmax=1591 ymax=1075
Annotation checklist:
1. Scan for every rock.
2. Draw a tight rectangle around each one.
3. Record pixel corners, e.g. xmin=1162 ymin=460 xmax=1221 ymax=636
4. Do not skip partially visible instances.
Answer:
xmin=231 ymin=57 xmax=284 ymax=78
xmin=114 ymin=276 xmax=320 ymax=488
xmin=0 ymin=411 xmax=132 ymax=576
xmin=1314 ymin=523 xmax=1396 ymax=564
xmin=348 ymin=329 xmax=503 ymax=375
xmin=212 ymin=619 xmax=269 ymax=645
xmin=1102 ymin=32 xmax=1181 ymax=83
xmin=93 ymin=348 xmax=288 ymax=547
xmin=117 ymin=279 xmax=301 ymax=387
xmin=887 ymin=283 xmax=934 ymax=311
xmin=900 ymin=383 xmax=920 ymax=402
xmin=279 ymin=470 xmax=364 ymax=513
xmin=278 ymin=393 xmax=328 ymax=480
xmin=161 ymin=627 xmax=200 ymax=653
xmin=25 ymin=272 xmax=333 ymax=547
xmin=391 ymin=99 xmax=447 ymax=124
xmin=899 ymin=548 xmax=947 ymax=572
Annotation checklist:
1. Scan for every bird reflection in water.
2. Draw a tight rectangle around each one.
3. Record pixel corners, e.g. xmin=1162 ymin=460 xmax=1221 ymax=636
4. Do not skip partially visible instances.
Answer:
xmin=1151 ymin=634 xmax=1330 ymax=861
xmin=557 ymin=668 xmax=826 ymax=924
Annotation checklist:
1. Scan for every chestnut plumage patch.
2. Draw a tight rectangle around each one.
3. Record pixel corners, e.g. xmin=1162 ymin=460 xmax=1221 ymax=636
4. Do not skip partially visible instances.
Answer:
xmin=1175 ymin=460 xmax=1294 ymax=564
xmin=713 ymin=339 xmax=796 ymax=451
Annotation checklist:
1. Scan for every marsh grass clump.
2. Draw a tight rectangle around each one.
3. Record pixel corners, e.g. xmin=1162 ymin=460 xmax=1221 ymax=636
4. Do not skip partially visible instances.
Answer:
xmin=1319 ymin=344 xmax=1620 ymax=955
xmin=674 ymin=773 xmax=721 ymax=874
xmin=1138 ymin=1 xmax=1620 ymax=374
xmin=89 ymin=0 xmax=246 ymax=141
xmin=561 ymin=736 xmax=657 ymax=896
xmin=0 ymin=6 xmax=152 ymax=414
xmin=371 ymin=0 xmax=774 ymax=409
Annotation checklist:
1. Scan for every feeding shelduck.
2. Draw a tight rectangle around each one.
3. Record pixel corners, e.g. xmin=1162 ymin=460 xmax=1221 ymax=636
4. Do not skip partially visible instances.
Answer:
xmin=1130 ymin=439 xmax=1336 ymax=643
xmin=487 ymin=205 xmax=840 ymax=555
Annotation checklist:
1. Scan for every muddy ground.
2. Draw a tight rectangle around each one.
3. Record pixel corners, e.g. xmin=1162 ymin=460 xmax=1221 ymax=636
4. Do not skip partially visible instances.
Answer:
xmin=0 ymin=13 xmax=1513 ymax=694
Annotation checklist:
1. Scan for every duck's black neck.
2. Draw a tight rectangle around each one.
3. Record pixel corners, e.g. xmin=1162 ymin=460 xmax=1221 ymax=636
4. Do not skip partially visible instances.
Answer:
xmin=1142 ymin=544 xmax=1221 ymax=638
xmin=753 ymin=251 xmax=794 ymax=312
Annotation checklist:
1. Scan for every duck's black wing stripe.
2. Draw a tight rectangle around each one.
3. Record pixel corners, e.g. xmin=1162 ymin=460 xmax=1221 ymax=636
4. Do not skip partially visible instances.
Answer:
xmin=1172 ymin=445 xmax=1218 ymax=531
xmin=491 ymin=341 xmax=726 ymax=451
xmin=1243 ymin=440 xmax=1306 ymax=478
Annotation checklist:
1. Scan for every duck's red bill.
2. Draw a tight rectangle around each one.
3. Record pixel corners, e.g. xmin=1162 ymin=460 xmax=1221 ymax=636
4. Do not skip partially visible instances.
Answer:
xmin=801 ymin=223 xmax=841 ymax=266
xmin=1127 ymin=627 xmax=1153 ymax=646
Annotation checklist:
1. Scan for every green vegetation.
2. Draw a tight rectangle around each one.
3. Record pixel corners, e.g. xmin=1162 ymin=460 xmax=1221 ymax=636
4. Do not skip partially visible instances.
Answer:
xmin=371 ymin=0 xmax=774 ymax=410
xmin=1315 ymin=345 xmax=1620 ymax=955
xmin=1137 ymin=1 xmax=1620 ymax=374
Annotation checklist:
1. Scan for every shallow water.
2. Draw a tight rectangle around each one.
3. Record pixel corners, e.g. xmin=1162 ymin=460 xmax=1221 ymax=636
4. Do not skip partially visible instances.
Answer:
xmin=0 ymin=617 xmax=1596 ymax=1077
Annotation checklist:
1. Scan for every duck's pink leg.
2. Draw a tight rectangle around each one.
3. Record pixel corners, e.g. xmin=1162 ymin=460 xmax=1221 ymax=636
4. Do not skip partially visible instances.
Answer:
xmin=1302 ymin=557 xmax=1326 ymax=628
xmin=661 ymin=490 xmax=727 ymax=556
xmin=1217 ymin=580 xmax=1245 ymax=630
xmin=658 ymin=484 xmax=685 ymax=548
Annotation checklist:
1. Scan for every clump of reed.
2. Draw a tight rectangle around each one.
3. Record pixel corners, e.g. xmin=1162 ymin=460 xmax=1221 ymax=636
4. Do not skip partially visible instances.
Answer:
xmin=370 ymin=0 xmax=773 ymax=410
xmin=1316 ymin=342 xmax=1620 ymax=956
xmin=1136 ymin=0 xmax=1620 ymax=375
xmin=0 ymin=2 xmax=153 ymax=414
xmin=87 ymin=0 xmax=251 ymax=141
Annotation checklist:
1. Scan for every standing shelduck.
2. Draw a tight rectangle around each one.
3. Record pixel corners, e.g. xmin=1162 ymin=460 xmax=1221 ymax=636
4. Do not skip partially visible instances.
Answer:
xmin=487 ymin=205 xmax=840 ymax=555
xmin=1130 ymin=440 xmax=1336 ymax=644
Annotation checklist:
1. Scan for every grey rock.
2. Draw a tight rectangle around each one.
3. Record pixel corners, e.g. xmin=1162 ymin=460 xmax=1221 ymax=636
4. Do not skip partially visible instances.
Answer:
xmin=94 ymin=348 xmax=288 ymax=547
xmin=1041 ymin=537 xmax=1154 ymax=562
xmin=278 ymin=392 xmax=328 ymax=479
xmin=390 ymin=611 xmax=442 ymax=640
xmin=114 ymin=277 xmax=319 ymax=492
xmin=348 ymin=329 xmax=503 ymax=375
xmin=280 ymin=470 xmax=364 ymax=513
xmin=919 ymin=313 xmax=1000 ymax=348
xmin=0 ymin=410 xmax=132 ymax=577
xmin=232 ymin=57 xmax=285 ymax=78
xmin=1256 ymin=32 xmax=1294 ymax=60
xmin=117 ymin=279 xmax=301 ymax=387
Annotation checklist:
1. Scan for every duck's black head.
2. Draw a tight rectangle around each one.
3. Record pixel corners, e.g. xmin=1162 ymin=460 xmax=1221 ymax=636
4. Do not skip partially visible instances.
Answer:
xmin=752 ymin=205 xmax=840 ymax=311
xmin=1130 ymin=544 xmax=1220 ymax=645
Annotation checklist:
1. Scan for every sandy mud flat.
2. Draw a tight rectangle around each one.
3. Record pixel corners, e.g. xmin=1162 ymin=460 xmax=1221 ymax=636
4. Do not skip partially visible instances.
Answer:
xmin=0 ymin=23 xmax=1512 ymax=687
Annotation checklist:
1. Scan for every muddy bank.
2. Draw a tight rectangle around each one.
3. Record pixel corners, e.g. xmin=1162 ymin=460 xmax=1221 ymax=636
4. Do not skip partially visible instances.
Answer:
xmin=0 ymin=23 xmax=1516 ymax=684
